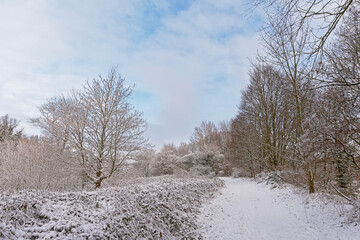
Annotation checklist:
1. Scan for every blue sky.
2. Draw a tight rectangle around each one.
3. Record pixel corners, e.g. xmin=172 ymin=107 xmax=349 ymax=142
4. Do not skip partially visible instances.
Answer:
xmin=0 ymin=0 xmax=263 ymax=148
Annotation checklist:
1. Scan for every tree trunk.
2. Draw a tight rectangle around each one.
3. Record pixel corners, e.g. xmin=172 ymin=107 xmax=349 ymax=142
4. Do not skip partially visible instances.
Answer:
xmin=336 ymin=159 xmax=349 ymax=189
xmin=308 ymin=177 xmax=315 ymax=193
xmin=95 ymin=179 xmax=102 ymax=189
xmin=307 ymin=162 xmax=315 ymax=193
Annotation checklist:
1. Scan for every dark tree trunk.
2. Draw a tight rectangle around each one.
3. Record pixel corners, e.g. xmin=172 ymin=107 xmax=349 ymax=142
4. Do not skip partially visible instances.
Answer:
xmin=95 ymin=179 xmax=103 ymax=189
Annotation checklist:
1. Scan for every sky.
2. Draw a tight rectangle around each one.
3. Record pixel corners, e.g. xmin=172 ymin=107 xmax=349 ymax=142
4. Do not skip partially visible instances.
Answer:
xmin=0 ymin=0 xmax=263 ymax=148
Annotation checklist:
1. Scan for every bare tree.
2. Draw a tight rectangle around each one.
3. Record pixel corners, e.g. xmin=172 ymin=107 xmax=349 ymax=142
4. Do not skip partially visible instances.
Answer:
xmin=190 ymin=121 xmax=231 ymax=153
xmin=134 ymin=149 xmax=156 ymax=177
xmin=320 ymin=4 xmax=360 ymax=89
xmin=229 ymin=114 xmax=262 ymax=177
xmin=190 ymin=121 xmax=221 ymax=151
xmin=298 ymin=85 xmax=360 ymax=197
xmin=0 ymin=114 xmax=22 ymax=143
xmin=260 ymin=6 xmax=316 ymax=137
xmin=239 ymin=64 xmax=293 ymax=172
xmin=300 ymin=8 xmax=360 ymax=198
xmin=32 ymin=69 xmax=149 ymax=188
xmin=259 ymin=6 xmax=321 ymax=192
xmin=251 ymin=0 xmax=357 ymax=53
xmin=190 ymin=121 xmax=230 ymax=174
xmin=177 ymin=142 xmax=192 ymax=157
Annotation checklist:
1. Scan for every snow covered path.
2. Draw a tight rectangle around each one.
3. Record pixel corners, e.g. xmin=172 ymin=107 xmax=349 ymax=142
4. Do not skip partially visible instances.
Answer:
xmin=198 ymin=177 xmax=360 ymax=240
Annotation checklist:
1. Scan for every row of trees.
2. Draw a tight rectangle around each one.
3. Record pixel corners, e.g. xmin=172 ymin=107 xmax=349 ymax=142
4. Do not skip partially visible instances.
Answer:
xmin=229 ymin=1 xmax=360 ymax=197
xmin=0 ymin=113 xmax=231 ymax=191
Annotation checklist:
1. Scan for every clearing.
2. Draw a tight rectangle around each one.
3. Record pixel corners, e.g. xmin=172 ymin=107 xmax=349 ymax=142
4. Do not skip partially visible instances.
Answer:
xmin=198 ymin=177 xmax=360 ymax=240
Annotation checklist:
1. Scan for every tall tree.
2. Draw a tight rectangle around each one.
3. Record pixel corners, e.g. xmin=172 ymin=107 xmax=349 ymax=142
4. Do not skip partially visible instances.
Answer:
xmin=32 ymin=69 xmax=149 ymax=188
xmin=298 ymin=87 xmax=359 ymax=195
xmin=321 ymin=4 xmax=360 ymax=89
xmin=260 ymin=6 xmax=319 ymax=192
xmin=251 ymin=0 xmax=356 ymax=53
xmin=229 ymin=114 xmax=263 ymax=177
xmin=305 ymin=6 xmax=360 ymax=196
xmin=191 ymin=122 xmax=219 ymax=150
xmin=240 ymin=64 xmax=293 ymax=171
xmin=260 ymin=7 xmax=315 ymax=138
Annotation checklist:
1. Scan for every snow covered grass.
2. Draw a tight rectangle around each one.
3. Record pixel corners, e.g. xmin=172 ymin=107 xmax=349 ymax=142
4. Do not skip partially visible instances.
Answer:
xmin=198 ymin=177 xmax=360 ymax=240
xmin=0 ymin=176 xmax=224 ymax=239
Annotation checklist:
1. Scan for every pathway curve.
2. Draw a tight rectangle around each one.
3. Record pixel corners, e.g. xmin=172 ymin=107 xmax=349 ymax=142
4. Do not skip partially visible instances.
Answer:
xmin=198 ymin=177 xmax=360 ymax=240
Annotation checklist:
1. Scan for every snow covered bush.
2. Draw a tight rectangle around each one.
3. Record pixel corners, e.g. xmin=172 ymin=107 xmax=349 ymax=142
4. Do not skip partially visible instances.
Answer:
xmin=0 ymin=176 xmax=224 ymax=239
xmin=0 ymin=137 xmax=83 ymax=192
xmin=147 ymin=145 xmax=227 ymax=178
xmin=256 ymin=171 xmax=285 ymax=189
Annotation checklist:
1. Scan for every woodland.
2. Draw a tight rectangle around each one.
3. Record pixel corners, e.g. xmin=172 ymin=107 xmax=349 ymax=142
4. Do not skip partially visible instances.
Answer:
xmin=1 ymin=0 xmax=360 ymax=238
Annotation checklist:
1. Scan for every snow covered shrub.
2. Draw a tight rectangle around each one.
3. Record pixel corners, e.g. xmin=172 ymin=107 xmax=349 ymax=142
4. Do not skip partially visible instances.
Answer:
xmin=151 ymin=145 xmax=178 ymax=176
xmin=0 ymin=137 xmax=82 ymax=192
xmin=256 ymin=171 xmax=285 ymax=188
xmin=192 ymin=147 xmax=225 ymax=176
xmin=152 ymin=159 xmax=175 ymax=176
xmin=176 ymin=153 xmax=196 ymax=171
xmin=0 ymin=176 xmax=224 ymax=239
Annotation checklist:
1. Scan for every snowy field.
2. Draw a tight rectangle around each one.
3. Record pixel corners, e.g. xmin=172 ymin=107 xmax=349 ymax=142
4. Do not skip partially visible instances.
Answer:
xmin=0 ymin=176 xmax=223 ymax=239
xmin=198 ymin=177 xmax=360 ymax=240
xmin=2 ymin=176 xmax=359 ymax=239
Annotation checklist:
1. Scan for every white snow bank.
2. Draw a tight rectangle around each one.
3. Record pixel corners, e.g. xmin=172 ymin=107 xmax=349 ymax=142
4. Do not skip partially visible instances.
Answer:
xmin=0 ymin=176 xmax=224 ymax=239
xmin=198 ymin=177 xmax=360 ymax=240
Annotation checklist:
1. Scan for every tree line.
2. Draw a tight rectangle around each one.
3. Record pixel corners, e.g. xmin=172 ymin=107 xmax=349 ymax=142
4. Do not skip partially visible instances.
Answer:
xmin=228 ymin=0 xmax=360 ymax=198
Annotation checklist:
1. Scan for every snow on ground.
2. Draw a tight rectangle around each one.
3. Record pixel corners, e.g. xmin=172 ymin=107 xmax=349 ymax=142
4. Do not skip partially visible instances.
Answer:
xmin=198 ymin=177 xmax=360 ymax=240
xmin=0 ymin=176 xmax=223 ymax=239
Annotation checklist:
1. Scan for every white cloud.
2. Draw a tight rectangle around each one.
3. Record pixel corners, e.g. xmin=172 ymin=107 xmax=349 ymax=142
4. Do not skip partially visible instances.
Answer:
xmin=0 ymin=0 xmax=263 ymax=147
